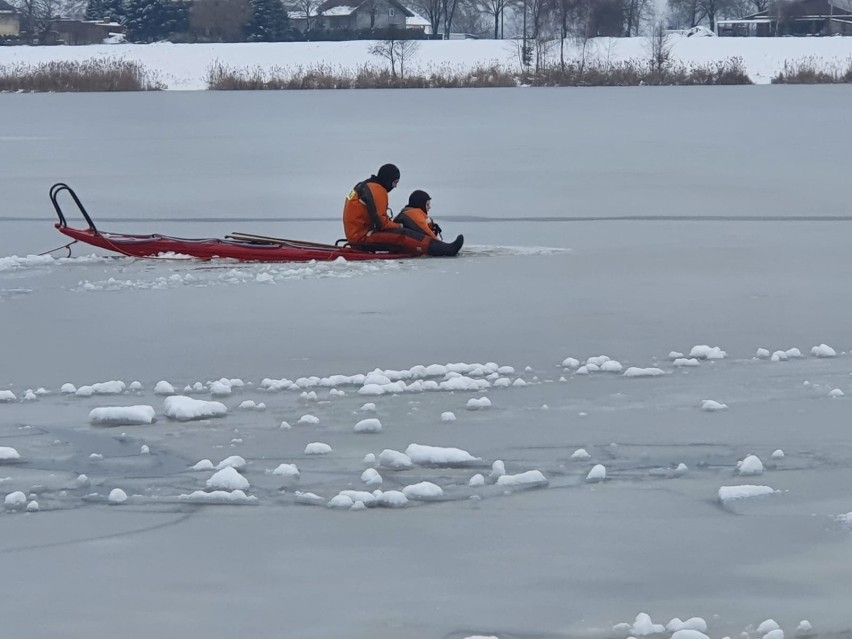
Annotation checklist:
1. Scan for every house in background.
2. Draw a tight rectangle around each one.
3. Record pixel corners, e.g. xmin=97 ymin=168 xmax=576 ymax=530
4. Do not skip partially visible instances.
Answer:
xmin=289 ymin=0 xmax=421 ymax=34
xmin=717 ymin=0 xmax=852 ymax=36
xmin=46 ymin=18 xmax=126 ymax=45
xmin=0 ymin=0 xmax=20 ymax=38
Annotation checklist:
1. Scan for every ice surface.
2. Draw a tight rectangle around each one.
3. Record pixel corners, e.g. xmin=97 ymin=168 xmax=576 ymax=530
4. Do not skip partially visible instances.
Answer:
xmin=3 ymin=88 xmax=852 ymax=639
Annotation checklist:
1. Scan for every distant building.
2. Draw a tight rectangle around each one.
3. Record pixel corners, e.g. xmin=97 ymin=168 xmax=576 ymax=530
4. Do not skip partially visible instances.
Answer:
xmin=289 ymin=0 xmax=417 ymax=34
xmin=717 ymin=0 xmax=852 ymax=36
xmin=46 ymin=18 xmax=126 ymax=45
xmin=0 ymin=0 xmax=20 ymax=38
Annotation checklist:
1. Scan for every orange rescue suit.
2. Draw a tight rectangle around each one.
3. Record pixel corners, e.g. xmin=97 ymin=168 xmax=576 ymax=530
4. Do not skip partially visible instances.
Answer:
xmin=394 ymin=206 xmax=437 ymax=239
xmin=343 ymin=181 xmax=401 ymax=244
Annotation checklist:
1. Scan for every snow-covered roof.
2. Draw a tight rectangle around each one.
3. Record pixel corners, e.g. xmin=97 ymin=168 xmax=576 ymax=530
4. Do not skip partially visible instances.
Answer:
xmin=321 ymin=5 xmax=356 ymax=16
xmin=406 ymin=11 xmax=430 ymax=27
xmin=0 ymin=0 xmax=17 ymax=12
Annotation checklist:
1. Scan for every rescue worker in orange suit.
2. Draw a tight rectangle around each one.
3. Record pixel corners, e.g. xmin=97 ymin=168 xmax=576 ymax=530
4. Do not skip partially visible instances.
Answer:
xmin=343 ymin=164 xmax=464 ymax=257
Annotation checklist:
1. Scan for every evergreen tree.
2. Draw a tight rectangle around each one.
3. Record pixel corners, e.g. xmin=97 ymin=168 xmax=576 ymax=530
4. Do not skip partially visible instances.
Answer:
xmin=84 ymin=0 xmax=127 ymax=22
xmin=245 ymin=0 xmax=290 ymax=41
xmin=125 ymin=0 xmax=189 ymax=41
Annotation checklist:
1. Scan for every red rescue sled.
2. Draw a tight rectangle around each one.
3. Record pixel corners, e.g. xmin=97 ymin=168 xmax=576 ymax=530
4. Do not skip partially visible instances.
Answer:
xmin=50 ymin=183 xmax=413 ymax=263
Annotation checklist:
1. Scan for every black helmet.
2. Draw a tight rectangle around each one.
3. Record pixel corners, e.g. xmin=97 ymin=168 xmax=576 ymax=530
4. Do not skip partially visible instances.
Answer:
xmin=407 ymin=190 xmax=431 ymax=210
xmin=375 ymin=164 xmax=401 ymax=191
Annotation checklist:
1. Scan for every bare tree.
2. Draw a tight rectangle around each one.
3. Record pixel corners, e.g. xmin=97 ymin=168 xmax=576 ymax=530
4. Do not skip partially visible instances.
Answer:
xmin=293 ymin=0 xmax=322 ymax=32
xmin=648 ymin=21 xmax=672 ymax=75
xmin=474 ymin=0 xmax=510 ymax=37
xmin=696 ymin=0 xmax=738 ymax=30
xmin=441 ymin=0 xmax=460 ymax=37
xmin=667 ymin=0 xmax=704 ymax=27
xmin=410 ymin=0 xmax=443 ymax=36
xmin=14 ymin=0 xmax=61 ymax=43
xmin=369 ymin=33 xmax=420 ymax=79
xmin=189 ymin=0 xmax=251 ymax=41
xmin=623 ymin=0 xmax=650 ymax=35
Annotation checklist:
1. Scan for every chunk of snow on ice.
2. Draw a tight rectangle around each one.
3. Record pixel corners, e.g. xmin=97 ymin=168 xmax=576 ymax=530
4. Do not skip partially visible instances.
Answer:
xmin=329 ymin=389 xmax=345 ymax=397
xmin=405 ymin=443 xmax=480 ymax=466
xmin=701 ymin=400 xmax=728 ymax=411
xmin=89 ymin=453 xmax=103 ymax=460
xmin=586 ymin=464 xmax=606 ymax=482
xmin=328 ymin=494 xmax=354 ymax=509
xmin=764 ymin=631 xmax=784 ymax=639
xmin=361 ymin=468 xmax=382 ymax=486
xmin=624 ymin=367 xmax=666 ymax=377
xmin=154 ymin=381 xmax=175 ymax=395
xmin=209 ymin=380 xmax=232 ymax=396
xmin=0 ymin=447 xmax=21 ymax=461
xmin=26 ymin=500 xmax=39 ymax=512
xmin=466 ymin=397 xmax=491 ymax=410
xmin=718 ymin=485 xmax=776 ymax=502
xmin=376 ymin=490 xmax=408 ymax=507
xmin=360 ymin=403 xmax=376 ymax=412
xmin=571 ymin=448 xmax=591 ymax=460
xmin=179 ymin=489 xmax=257 ymax=505
xmin=378 ymin=449 xmax=413 ymax=469
xmin=489 ymin=460 xmax=505 ymax=479
xmin=140 ymin=445 xmax=150 ymax=454
xmin=300 ymin=390 xmax=318 ymax=401
xmin=830 ymin=388 xmax=844 ymax=398
xmin=562 ymin=357 xmax=580 ymax=369
xmin=675 ymin=463 xmax=689 ymax=476
xmin=469 ymin=473 xmax=485 ymax=486
xmin=737 ymin=454 xmax=764 ymax=476
xmin=89 ymin=405 xmax=155 ymax=426
xmin=786 ymin=348 xmax=803 ymax=358
xmin=216 ymin=455 xmax=246 ymax=471
xmin=441 ymin=411 xmax=457 ymax=422
xmin=771 ymin=350 xmax=788 ymax=362
xmin=796 ymin=621 xmax=813 ymax=635
xmin=192 ymin=459 xmax=214 ymax=471
xmin=601 ymin=360 xmax=623 ymax=373
xmin=402 ymin=481 xmax=443 ymax=500
xmin=207 ymin=467 xmax=250 ymax=491
xmin=272 ymin=463 xmax=299 ymax=478
xmin=755 ymin=348 xmax=770 ymax=359
xmin=354 ymin=418 xmax=382 ymax=434
xmin=338 ymin=490 xmax=377 ymax=507
xmin=298 ymin=414 xmax=319 ymax=425
xmin=512 ymin=378 xmax=527 ymax=387
xmin=496 ymin=470 xmax=548 ymax=487
xmin=23 ymin=390 xmax=37 ymax=401
xmin=164 ymin=396 xmax=227 ymax=421
xmin=668 ymin=618 xmax=708 ymax=632
xmin=4 ymin=491 xmax=27 ymax=508
xmin=280 ymin=421 xmax=291 ymax=429
xmin=295 ymin=491 xmax=324 ymax=506
xmin=60 ymin=383 xmax=76 ymax=394
xmin=363 ymin=453 xmax=376 ymax=465
xmin=671 ymin=631 xmax=709 ymax=639
xmin=0 ymin=390 xmax=17 ymax=402
xmin=76 ymin=474 xmax=89 ymax=486
xmin=305 ymin=442 xmax=332 ymax=455
xmin=757 ymin=621 xmax=781 ymax=634
xmin=108 ymin=488 xmax=128 ymax=504
xmin=811 ymin=344 xmax=836 ymax=358
xmin=128 ymin=381 xmax=143 ymax=391
xmin=771 ymin=449 xmax=785 ymax=459
xmin=632 ymin=613 xmax=666 ymax=635
xmin=669 ymin=351 xmax=684 ymax=360
xmin=673 ymin=358 xmax=700 ymax=367
xmin=689 ymin=345 xmax=726 ymax=359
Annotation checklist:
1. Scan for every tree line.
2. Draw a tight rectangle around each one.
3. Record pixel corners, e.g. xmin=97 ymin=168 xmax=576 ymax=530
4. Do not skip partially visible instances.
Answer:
xmin=10 ymin=0 xmax=768 ymax=45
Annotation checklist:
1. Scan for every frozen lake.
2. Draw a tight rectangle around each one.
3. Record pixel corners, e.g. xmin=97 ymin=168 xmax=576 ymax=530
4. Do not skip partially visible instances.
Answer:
xmin=2 ymin=87 xmax=852 ymax=639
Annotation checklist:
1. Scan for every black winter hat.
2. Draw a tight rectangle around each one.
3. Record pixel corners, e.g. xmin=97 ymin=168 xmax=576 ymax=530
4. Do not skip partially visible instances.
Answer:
xmin=408 ymin=190 xmax=431 ymax=210
xmin=375 ymin=164 xmax=401 ymax=191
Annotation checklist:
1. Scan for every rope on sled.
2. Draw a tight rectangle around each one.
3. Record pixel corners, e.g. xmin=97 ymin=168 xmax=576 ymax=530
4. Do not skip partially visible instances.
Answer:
xmin=37 ymin=240 xmax=78 ymax=258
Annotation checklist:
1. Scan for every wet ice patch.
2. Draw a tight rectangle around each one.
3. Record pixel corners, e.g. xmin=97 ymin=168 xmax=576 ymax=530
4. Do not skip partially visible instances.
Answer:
xmin=89 ymin=405 xmax=156 ymax=426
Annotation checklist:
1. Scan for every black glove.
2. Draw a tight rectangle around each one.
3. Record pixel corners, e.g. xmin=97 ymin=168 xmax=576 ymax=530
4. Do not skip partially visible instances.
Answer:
xmin=431 ymin=222 xmax=443 ymax=236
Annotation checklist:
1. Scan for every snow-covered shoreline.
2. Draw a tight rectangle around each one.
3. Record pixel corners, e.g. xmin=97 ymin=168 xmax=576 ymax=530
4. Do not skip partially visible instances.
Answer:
xmin=2 ymin=36 xmax=852 ymax=89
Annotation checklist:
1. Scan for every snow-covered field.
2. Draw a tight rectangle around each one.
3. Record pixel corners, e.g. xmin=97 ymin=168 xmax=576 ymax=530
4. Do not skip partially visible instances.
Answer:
xmin=2 ymin=35 xmax=852 ymax=89
xmin=2 ymin=87 xmax=852 ymax=638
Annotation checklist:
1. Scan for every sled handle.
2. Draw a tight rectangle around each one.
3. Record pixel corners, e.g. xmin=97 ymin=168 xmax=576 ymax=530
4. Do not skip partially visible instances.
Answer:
xmin=50 ymin=183 xmax=97 ymax=233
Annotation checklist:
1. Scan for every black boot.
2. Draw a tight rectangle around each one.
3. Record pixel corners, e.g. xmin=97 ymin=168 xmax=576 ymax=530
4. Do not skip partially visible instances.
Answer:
xmin=428 ymin=234 xmax=464 ymax=257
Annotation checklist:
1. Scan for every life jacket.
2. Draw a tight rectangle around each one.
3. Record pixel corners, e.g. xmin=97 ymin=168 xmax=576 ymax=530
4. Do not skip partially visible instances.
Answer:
xmin=343 ymin=180 xmax=401 ymax=243
xmin=393 ymin=206 xmax=437 ymax=239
